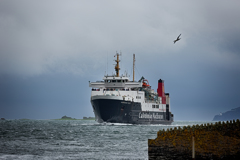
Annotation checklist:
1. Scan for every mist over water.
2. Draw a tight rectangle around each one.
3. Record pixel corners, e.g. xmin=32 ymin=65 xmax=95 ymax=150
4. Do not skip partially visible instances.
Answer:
xmin=0 ymin=120 xmax=212 ymax=159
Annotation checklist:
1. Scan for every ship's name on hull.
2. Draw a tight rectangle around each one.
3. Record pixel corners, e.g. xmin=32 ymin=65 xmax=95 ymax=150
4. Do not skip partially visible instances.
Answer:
xmin=139 ymin=112 xmax=163 ymax=119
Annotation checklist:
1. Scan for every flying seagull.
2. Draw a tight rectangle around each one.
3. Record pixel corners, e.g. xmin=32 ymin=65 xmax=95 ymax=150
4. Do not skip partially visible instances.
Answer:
xmin=173 ymin=34 xmax=181 ymax=44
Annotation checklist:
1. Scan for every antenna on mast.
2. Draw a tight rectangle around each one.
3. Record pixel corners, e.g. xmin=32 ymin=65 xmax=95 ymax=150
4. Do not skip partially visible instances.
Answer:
xmin=107 ymin=53 xmax=108 ymax=75
xmin=133 ymin=54 xmax=135 ymax=81
xmin=120 ymin=51 xmax=122 ymax=72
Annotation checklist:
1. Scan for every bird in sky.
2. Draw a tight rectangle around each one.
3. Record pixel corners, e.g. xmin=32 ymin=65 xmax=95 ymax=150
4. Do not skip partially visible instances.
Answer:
xmin=173 ymin=34 xmax=181 ymax=44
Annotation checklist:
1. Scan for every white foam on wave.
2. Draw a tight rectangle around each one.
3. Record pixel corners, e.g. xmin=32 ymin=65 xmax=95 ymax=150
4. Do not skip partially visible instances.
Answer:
xmin=95 ymin=122 xmax=134 ymax=126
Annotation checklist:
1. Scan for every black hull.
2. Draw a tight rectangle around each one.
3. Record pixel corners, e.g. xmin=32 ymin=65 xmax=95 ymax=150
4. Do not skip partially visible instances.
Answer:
xmin=91 ymin=98 xmax=173 ymax=125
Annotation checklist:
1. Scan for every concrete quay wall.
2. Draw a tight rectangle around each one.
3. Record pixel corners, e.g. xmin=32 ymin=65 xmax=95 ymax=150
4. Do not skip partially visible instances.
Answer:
xmin=148 ymin=119 xmax=240 ymax=160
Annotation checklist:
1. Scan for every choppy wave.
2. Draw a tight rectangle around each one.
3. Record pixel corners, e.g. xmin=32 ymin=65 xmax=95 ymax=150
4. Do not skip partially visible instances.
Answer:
xmin=0 ymin=120 xmax=212 ymax=160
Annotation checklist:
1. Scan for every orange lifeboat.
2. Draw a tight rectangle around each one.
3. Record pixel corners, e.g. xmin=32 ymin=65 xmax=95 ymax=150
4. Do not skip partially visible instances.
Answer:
xmin=142 ymin=79 xmax=150 ymax=88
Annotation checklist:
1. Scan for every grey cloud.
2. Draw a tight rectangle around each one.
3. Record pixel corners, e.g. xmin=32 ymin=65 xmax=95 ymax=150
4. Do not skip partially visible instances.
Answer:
xmin=1 ymin=1 xmax=240 ymax=76
xmin=0 ymin=0 xmax=240 ymax=120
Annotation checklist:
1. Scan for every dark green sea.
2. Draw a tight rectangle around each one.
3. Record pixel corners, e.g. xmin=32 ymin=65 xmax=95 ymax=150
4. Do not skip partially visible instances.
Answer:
xmin=0 ymin=120 xmax=212 ymax=159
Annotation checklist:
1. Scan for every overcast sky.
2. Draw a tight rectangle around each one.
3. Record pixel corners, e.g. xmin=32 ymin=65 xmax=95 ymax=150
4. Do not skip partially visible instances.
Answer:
xmin=0 ymin=0 xmax=240 ymax=121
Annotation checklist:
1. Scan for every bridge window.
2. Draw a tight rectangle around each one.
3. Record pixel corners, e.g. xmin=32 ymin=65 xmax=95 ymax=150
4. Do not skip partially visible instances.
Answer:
xmin=92 ymin=88 xmax=100 ymax=91
xmin=156 ymin=105 xmax=159 ymax=108
xmin=105 ymin=80 xmax=111 ymax=83
xmin=152 ymin=105 xmax=155 ymax=108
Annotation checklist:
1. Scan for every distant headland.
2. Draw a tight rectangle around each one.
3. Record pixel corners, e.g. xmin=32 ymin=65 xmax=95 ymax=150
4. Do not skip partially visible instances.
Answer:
xmin=56 ymin=115 xmax=95 ymax=120
xmin=60 ymin=115 xmax=76 ymax=120
xmin=213 ymin=107 xmax=240 ymax=121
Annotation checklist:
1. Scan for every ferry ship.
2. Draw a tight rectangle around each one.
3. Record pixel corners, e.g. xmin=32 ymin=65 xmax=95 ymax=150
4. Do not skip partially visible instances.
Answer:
xmin=89 ymin=53 xmax=174 ymax=124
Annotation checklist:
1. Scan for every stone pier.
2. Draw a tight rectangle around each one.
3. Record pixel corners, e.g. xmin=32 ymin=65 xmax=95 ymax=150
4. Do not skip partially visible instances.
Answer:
xmin=148 ymin=119 xmax=240 ymax=160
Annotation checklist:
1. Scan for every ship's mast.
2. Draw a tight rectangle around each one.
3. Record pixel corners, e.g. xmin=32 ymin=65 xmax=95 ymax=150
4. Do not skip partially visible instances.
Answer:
xmin=133 ymin=54 xmax=135 ymax=81
xmin=114 ymin=52 xmax=120 ymax=77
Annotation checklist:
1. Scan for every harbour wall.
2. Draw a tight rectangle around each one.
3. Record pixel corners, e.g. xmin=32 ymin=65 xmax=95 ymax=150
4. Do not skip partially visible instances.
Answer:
xmin=148 ymin=119 xmax=240 ymax=160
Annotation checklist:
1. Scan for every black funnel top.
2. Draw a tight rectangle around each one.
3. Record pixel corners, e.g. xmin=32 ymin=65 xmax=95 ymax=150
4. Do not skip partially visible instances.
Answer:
xmin=158 ymin=79 xmax=164 ymax=83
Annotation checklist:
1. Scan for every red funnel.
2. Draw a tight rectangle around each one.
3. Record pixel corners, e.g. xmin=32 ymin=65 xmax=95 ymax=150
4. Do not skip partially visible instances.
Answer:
xmin=157 ymin=79 xmax=166 ymax=104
